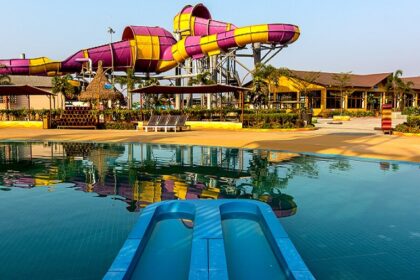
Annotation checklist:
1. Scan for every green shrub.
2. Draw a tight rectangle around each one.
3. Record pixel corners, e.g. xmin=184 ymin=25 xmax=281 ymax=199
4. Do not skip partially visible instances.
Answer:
xmin=395 ymin=116 xmax=420 ymax=133
xmin=318 ymin=109 xmax=334 ymax=118
xmin=243 ymin=113 xmax=299 ymax=129
xmin=317 ymin=109 xmax=375 ymax=118
xmin=394 ymin=123 xmax=420 ymax=133
xmin=0 ymin=109 xmax=64 ymax=120
xmin=0 ymin=107 xmax=311 ymax=125
xmin=346 ymin=110 xmax=375 ymax=117
xmin=402 ymin=107 xmax=420 ymax=116
xmin=104 ymin=122 xmax=136 ymax=130
xmin=407 ymin=116 xmax=420 ymax=127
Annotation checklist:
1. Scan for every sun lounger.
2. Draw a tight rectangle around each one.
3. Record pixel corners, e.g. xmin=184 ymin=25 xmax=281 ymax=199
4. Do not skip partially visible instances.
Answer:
xmin=144 ymin=115 xmax=190 ymax=132
xmin=175 ymin=115 xmax=191 ymax=131
xmin=152 ymin=115 xmax=170 ymax=132
xmin=152 ymin=115 xmax=177 ymax=132
xmin=143 ymin=115 xmax=160 ymax=132
xmin=161 ymin=115 xmax=179 ymax=132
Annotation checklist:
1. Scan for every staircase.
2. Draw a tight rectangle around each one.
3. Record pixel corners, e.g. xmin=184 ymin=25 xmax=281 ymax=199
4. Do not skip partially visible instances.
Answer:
xmin=56 ymin=107 xmax=97 ymax=129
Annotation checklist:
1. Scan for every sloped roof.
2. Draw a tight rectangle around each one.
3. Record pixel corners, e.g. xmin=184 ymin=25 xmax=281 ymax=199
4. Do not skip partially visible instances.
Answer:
xmin=79 ymin=61 xmax=123 ymax=101
xmin=9 ymin=75 xmax=53 ymax=88
xmin=290 ymin=70 xmax=392 ymax=88
xmin=0 ymin=85 xmax=54 ymax=96
xmin=402 ymin=76 xmax=420 ymax=90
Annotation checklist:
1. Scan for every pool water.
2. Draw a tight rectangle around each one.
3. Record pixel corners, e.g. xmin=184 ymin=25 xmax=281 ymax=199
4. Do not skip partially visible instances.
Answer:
xmin=0 ymin=141 xmax=419 ymax=279
xmin=132 ymin=215 xmax=193 ymax=280
xmin=222 ymin=213 xmax=287 ymax=280
xmin=0 ymin=183 xmax=139 ymax=280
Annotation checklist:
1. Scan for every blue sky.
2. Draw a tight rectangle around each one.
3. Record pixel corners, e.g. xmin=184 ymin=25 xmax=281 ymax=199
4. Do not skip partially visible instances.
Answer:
xmin=1 ymin=0 xmax=419 ymax=76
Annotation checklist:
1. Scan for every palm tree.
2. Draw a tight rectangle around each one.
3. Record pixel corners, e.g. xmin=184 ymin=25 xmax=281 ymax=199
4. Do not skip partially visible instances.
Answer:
xmin=139 ymin=78 xmax=160 ymax=109
xmin=188 ymin=71 xmax=215 ymax=107
xmin=385 ymin=70 xmax=405 ymax=110
xmin=0 ymin=72 xmax=13 ymax=110
xmin=188 ymin=71 xmax=215 ymax=86
xmin=251 ymin=64 xmax=285 ymax=109
xmin=332 ymin=72 xmax=353 ymax=115
xmin=114 ymin=68 xmax=142 ymax=109
xmin=401 ymin=80 xmax=414 ymax=109
xmin=52 ymin=75 xmax=77 ymax=107
xmin=0 ymin=74 xmax=12 ymax=85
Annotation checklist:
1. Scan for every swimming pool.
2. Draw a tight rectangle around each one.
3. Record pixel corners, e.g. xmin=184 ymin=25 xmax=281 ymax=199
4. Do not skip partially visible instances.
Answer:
xmin=0 ymin=141 xmax=419 ymax=279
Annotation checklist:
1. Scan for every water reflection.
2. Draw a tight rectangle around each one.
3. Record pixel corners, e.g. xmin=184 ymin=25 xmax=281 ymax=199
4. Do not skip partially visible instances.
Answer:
xmin=0 ymin=141 xmax=392 ymax=218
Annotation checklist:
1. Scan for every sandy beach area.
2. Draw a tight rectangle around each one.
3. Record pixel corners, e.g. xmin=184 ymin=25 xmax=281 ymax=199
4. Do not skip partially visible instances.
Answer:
xmin=0 ymin=118 xmax=419 ymax=163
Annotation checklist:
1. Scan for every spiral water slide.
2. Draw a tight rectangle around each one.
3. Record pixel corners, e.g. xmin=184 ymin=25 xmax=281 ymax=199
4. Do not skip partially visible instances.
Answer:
xmin=0 ymin=4 xmax=300 ymax=76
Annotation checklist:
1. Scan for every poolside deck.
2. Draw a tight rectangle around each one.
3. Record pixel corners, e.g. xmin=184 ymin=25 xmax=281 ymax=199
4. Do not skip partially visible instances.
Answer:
xmin=0 ymin=118 xmax=419 ymax=162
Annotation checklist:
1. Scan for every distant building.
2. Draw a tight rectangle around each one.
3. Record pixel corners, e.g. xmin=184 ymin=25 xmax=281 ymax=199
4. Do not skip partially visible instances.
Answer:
xmin=245 ymin=70 xmax=420 ymax=116
xmin=0 ymin=76 xmax=64 ymax=110
xmin=273 ymin=71 xmax=393 ymax=116
xmin=402 ymin=76 xmax=420 ymax=108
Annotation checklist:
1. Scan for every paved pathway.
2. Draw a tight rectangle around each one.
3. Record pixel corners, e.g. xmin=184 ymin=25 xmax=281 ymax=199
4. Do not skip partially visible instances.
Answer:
xmin=314 ymin=117 xmax=406 ymax=135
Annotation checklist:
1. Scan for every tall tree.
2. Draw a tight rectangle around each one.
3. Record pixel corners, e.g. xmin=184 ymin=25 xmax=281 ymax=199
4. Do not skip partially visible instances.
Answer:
xmin=385 ymin=70 xmax=403 ymax=110
xmin=251 ymin=64 xmax=286 ymax=109
xmin=114 ymin=68 xmax=142 ymax=109
xmin=289 ymin=71 xmax=321 ymax=111
xmin=332 ymin=72 xmax=353 ymax=115
xmin=0 ymin=74 xmax=12 ymax=85
xmin=139 ymin=78 xmax=161 ymax=109
xmin=0 ymin=72 xmax=13 ymax=109
xmin=401 ymin=80 xmax=414 ymax=109
xmin=188 ymin=71 xmax=215 ymax=86
xmin=188 ymin=71 xmax=215 ymax=107
xmin=385 ymin=70 xmax=412 ymax=111
xmin=52 ymin=75 xmax=78 ymax=105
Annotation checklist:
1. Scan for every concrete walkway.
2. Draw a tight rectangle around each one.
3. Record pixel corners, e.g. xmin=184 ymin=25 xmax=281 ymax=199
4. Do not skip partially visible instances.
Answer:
xmin=314 ymin=117 xmax=406 ymax=134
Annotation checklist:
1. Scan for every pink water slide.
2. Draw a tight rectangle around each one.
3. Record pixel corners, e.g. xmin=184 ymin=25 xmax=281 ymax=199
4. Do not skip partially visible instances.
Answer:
xmin=0 ymin=4 xmax=300 ymax=76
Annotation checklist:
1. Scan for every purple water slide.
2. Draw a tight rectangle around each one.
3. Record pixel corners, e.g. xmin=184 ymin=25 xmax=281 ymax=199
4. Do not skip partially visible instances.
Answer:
xmin=0 ymin=4 xmax=300 ymax=76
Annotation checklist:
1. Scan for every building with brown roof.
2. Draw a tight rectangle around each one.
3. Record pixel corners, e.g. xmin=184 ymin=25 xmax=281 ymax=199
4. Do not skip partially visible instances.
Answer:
xmin=269 ymin=70 xmax=401 ymax=116
xmin=403 ymin=77 xmax=420 ymax=90
xmin=402 ymin=76 xmax=420 ymax=107
xmin=0 ymin=76 xmax=64 ymax=110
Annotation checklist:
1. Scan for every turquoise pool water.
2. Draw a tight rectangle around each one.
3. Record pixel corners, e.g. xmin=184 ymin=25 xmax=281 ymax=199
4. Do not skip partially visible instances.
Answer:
xmin=0 ymin=141 xmax=419 ymax=279
xmin=132 ymin=214 xmax=193 ymax=279
xmin=222 ymin=213 xmax=287 ymax=280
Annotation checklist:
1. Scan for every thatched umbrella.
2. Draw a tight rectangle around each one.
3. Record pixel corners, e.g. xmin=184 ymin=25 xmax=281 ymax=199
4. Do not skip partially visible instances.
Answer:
xmin=79 ymin=61 xmax=124 ymax=104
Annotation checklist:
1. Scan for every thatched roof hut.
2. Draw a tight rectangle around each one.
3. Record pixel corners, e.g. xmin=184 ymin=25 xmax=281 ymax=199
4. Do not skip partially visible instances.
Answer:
xmin=79 ymin=61 xmax=124 ymax=103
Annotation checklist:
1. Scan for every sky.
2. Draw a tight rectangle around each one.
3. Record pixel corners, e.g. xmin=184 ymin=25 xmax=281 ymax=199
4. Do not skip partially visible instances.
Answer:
xmin=1 ymin=0 xmax=419 ymax=76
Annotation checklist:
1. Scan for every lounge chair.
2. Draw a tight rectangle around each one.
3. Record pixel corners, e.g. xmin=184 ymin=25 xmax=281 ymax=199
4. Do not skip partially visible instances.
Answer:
xmin=152 ymin=115 xmax=170 ymax=132
xmin=161 ymin=115 xmax=179 ymax=132
xmin=143 ymin=115 xmax=160 ymax=132
xmin=175 ymin=115 xmax=191 ymax=131
xmin=144 ymin=115 xmax=190 ymax=132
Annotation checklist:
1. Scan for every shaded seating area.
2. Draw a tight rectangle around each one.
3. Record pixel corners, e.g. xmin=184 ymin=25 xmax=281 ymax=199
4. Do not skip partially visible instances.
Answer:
xmin=0 ymin=85 xmax=55 ymax=127
xmin=143 ymin=115 xmax=191 ymax=132
xmin=131 ymin=84 xmax=250 ymax=120
xmin=0 ymin=85 xmax=55 ymax=110
xmin=133 ymin=84 xmax=251 ymax=132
